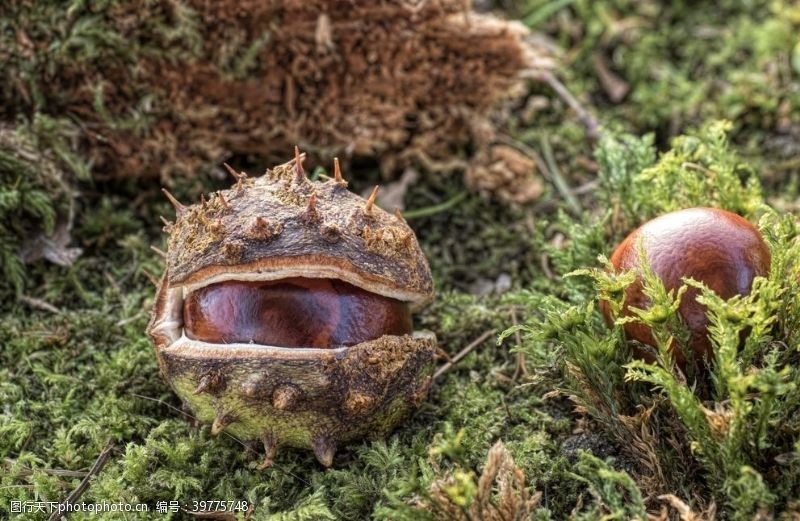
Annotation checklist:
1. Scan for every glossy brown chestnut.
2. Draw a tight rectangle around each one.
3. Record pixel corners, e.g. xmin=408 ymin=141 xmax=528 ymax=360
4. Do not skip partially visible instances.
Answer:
xmin=183 ymin=277 xmax=412 ymax=348
xmin=601 ymin=207 xmax=770 ymax=366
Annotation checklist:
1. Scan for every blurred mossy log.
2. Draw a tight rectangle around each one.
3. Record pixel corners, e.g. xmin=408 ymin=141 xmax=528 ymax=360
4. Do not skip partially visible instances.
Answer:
xmin=1 ymin=0 xmax=553 ymax=202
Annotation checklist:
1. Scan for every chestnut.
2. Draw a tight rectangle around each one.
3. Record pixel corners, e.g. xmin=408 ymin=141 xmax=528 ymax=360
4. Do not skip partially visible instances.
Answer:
xmin=183 ymin=277 xmax=413 ymax=348
xmin=601 ymin=207 xmax=770 ymax=366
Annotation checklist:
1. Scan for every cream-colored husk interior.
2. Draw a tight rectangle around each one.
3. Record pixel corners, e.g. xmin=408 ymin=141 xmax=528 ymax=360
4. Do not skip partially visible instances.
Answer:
xmin=151 ymin=270 xmax=432 ymax=352
xmin=181 ymin=264 xmax=428 ymax=306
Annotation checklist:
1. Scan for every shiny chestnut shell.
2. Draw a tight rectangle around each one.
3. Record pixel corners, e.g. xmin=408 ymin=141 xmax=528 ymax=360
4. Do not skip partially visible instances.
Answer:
xmin=600 ymin=207 xmax=770 ymax=366
xmin=147 ymin=155 xmax=436 ymax=467
xmin=183 ymin=278 xmax=412 ymax=348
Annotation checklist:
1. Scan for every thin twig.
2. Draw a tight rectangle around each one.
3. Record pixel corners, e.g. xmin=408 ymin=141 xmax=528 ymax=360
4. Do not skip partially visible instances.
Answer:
xmin=540 ymin=251 xmax=556 ymax=280
xmin=49 ymin=440 xmax=115 ymax=521
xmin=2 ymin=458 xmax=88 ymax=479
xmin=540 ymin=137 xmax=582 ymax=215
xmin=403 ymin=192 xmax=468 ymax=220
xmin=510 ymin=308 xmax=529 ymax=381
xmin=434 ymin=329 xmax=497 ymax=380
xmin=436 ymin=346 xmax=453 ymax=363
xmin=19 ymin=295 xmax=61 ymax=314
xmin=103 ymin=271 xmax=122 ymax=295
xmin=115 ymin=312 xmax=145 ymax=328
xmin=572 ymin=179 xmax=600 ymax=195
xmin=141 ymin=268 xmax=160 ymax=287
xmin=531 ymin=70 xmax=600 ymax=139
xmin=682 ymin=161 xmax=714 ymax=175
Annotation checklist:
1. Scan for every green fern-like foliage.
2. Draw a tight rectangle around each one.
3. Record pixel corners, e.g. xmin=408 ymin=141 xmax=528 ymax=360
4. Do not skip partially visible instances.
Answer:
xmin=568 ymin=453 xmax=647 ymax=520
xmin=597 ymin=120 xmax=763 ymax=231
xmin=511 ymin=121 xmax=800 ymax=516
xmin=265 ymin=490 xmax=337 ymax=521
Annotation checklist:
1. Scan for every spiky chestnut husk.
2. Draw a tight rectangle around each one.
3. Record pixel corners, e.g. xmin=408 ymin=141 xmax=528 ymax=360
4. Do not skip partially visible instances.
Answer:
xmin=147 ymin=152 xmax=436 ymax=467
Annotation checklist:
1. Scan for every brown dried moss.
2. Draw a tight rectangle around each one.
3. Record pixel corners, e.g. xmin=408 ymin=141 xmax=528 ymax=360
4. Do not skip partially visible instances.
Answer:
xmin=466 ymin=144 xmax=544 ymax=204
xmin=418 ymin=440 xmax=541 ymax=520
xmin=2 ymin=0 xmax=551 ymax=202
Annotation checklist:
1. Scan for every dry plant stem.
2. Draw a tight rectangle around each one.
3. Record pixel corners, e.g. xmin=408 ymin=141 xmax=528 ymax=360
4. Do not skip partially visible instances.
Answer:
xmin=115 ymin=312 xmax=146 ymax=328
xmin=510 ymin=307 xmax=528 ymax=381
xmin=540 ymin=136 xmax=582 ymax=215
xmin=434 ymin=329 xmax=497 ymax=380
xmin=18 ymin=295 xmax=61 ymax=314
xmin=2 ymin=458 xmax=88 ymax=478
xmin=532 ymin=70 xmax=601 ymax=139
xmin=540 ymin=253 xmax=556 ymax=280
xmin=48 ymin=440 xmax=115 ymax=521
xmin=403 ymin=192 xmax=468 ymax=220
xmin=141 ymin=269 xmax=160 ymax=287
xmin=572 ymin=179 xmax=600 ymax=195
xmin=652 ymin=494 xmax=715 ymax=521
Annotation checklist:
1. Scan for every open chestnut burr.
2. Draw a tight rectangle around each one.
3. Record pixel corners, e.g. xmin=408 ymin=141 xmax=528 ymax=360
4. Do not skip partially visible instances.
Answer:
xmin=147 ymin=151 xmax=436 ymax=467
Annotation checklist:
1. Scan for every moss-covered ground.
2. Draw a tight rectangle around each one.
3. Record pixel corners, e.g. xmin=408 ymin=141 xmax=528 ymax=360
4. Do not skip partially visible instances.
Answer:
xmin=2 ymin=0 xmax=800 ymax=519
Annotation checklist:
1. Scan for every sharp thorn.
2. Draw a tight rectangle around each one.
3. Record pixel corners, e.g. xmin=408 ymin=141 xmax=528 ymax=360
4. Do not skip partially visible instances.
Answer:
xmin=301 ymin=192 xmax=320 ymax=224
xmin=159 ymin=216 xmax=174 ymax=234
xmin=150 ymin=245 xmax=166 ymax=258
xmin=161 ymin=188 xmax=186 ymax=216
xmin=257 ymin=435 xmax=278 ymax=470
xmin=200 ymin=193 xmax=207 ymax=207
xmin=365 ymin=185 xmax=379 ymax=214
xmin=217 ymin=191 xmax=230 ymax=210
xmin=224 ymin=164 xmax=247 ymax=196
xmin=142 ymin=269 xmax=159 ymax=287
xmin=312 ymin=435 xmax=336 ymax=467
xmin=394 ymin=208 xmax=404 ymax=220
xmin=211 ymin=414 xmax=234 ymax=435
xmin=223 ymin=162 xmax=243 ymax=180
xmin=333 ymin=157 xmax=345 ymax=184
xmin=294 ymin=145 xmax=305 ymax=180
